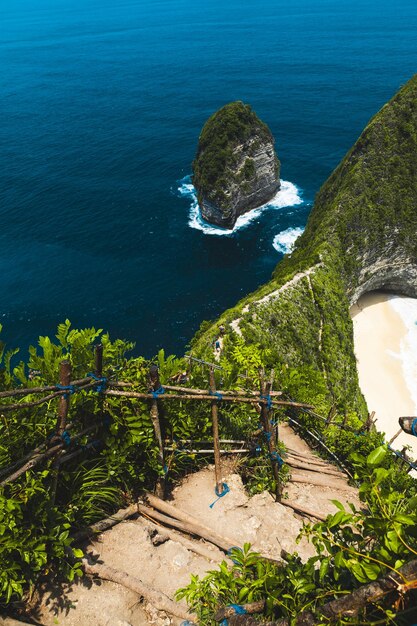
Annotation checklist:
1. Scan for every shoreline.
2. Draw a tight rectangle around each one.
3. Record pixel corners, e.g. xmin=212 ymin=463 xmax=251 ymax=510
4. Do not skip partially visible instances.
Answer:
xmin=350 ymin=292 xmax=417 ymax=460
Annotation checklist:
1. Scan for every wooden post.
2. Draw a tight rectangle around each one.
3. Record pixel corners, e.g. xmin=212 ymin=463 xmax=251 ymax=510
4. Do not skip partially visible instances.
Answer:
xmin=259 ymin=368 xmax=281 ymax=502
xmin=95 ymin=343 xmax=103 ymax=377
xmin=56 ymin=360 xmax=71 ymax=436
xmin=149 ymin=365 xmax=166 ymax=499
xmin=388 ymin=427 xmax=403 ymax=445
xmin=51 ymin=360 xmax=72 ymax=505
xmin=364 ymin=411 xmax=375 ymax=432
xmin=209 ymin=367 xmax=223 ymax=494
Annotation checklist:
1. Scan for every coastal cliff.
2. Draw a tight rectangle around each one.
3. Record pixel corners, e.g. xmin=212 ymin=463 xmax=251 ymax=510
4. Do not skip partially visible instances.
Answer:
xmin=191 ymin=75 xmax=417 ymax=417
xmin=193 ymin=102 xmax=280 ymax=228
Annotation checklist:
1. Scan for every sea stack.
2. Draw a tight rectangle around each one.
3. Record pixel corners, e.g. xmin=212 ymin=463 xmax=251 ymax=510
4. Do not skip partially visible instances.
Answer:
xmin=193 ymin=101 xmax=280 ymax=229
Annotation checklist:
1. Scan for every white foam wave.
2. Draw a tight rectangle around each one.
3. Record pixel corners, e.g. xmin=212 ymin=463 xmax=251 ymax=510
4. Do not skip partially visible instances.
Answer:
xmin=272 ymin=227 xmax=304 ymax=254
xmin=388 ymin=296 xmax=417 ymax=414
xmin=178 ymin=175 xmax=303 ymax=236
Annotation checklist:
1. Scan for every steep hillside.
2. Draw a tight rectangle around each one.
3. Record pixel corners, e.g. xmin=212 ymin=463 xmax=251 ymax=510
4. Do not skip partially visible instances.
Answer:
xmin=192 ymin=75 xmax=417 ymax=419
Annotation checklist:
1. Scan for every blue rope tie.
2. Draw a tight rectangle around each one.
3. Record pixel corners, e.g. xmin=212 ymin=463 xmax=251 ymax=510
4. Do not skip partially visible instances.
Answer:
xmin=260 ymin=394 xmax=272 ymax=409
xmin=151 ymin=386 xmax=165 ymax=399
xmin=220 ymin=620 xmax=228 ymax=626
xmin=163 ymin=464 xmax=168 ymax=474
xmin=228 ymin=604 xmax=247 ymax=615
xmin=87 ymin=372 xmax=108 ymax=393
xmin=209 ymin=390 xmax=223 ymax=401
xmin=61 ymin=430 xmax=71 ymax=446
xmin=255 ymin=445 xmax=261 ymax=455
xmin=263 ymin=431 xmax=272 ymax=442
xmin=269 ymin=451 xmax=284 ymax=468
xmin=209 ymin=482 xmax=230 ymax=508
xmin=56 ymin=384 xmax=77 ymax=399
xmin=412 ymin=418 xmax=417 ymax=437
xmin=226 ymin=546 xmax=243 ymax=565
xmin=270 ymin=419 xmax=277 ymax=426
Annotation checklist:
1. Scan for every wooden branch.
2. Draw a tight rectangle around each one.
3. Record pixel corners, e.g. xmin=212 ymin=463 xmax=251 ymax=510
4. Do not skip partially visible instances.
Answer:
xmin=105 ymin=389 xmax=313 ymax=409
xmin=73 ymin=503 xmax=139 ymax=542
xmin=388 ymin=428 xmax=403 ymax=445
xmin=138 ymin=502 xmax=285 ymax=566
xmin=0 ymin=422 xmax=102 ymax=487
xmin=0 ymin=380 xmax=100 ymax=412
xmin=136 ymin=517 xmax=226 ymax=563
xmin=285 ymin=447 xmax=329 ymax=466
xmin=0 ymin=444 xmax=63 ymax=487
xmin=164 ymin=439 xmax=246 ymax=445
xmin=145 ymin=494 xmax=237 ymax=549
xmin=138 ymin=503 xmax=233 ymax=553
xmin=280 ymin=501 xmax=327 ymax=522
xmin=286 ymin=459 xmax=342 ymax=477
xmin=271 ymin=558 xmax=417 ymax=625
xmin=164 ymin=448 xmax=249 ymax=455
xmin=163 ymin=384 xmax=282 ymax=398
xmin=215 ymin=600 xmax=265 ymax=621
xmin=82 ymin=558 xmax=195 ymax=622
xmin=0 ymin=377 xmax=130 ymax=399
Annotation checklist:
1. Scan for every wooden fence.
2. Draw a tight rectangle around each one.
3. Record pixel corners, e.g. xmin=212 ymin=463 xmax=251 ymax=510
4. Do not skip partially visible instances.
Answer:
xmin=1 ymin=345 xmax=416 ymax=508
xmin=0 ymin=346 xmax=314 ymax=502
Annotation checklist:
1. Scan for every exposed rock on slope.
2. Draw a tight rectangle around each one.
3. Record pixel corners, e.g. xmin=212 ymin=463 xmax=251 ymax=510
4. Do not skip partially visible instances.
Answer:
xmin=193 ymin=101 xmax=280 ymax=228
xmin=192 ymin=75 xmax=417 ymax=415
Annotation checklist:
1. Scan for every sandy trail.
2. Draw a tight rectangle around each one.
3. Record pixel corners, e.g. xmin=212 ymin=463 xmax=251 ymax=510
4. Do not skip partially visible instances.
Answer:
xmin=35 ymin=424 xmax=358 ymax=626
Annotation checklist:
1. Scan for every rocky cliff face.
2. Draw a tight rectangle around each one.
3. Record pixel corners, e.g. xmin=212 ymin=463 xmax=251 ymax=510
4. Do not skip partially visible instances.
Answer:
xmin=192 ymin=74 xmax=417 ymax=417
xmin=193 ymin=102 xmax=280 ymax=229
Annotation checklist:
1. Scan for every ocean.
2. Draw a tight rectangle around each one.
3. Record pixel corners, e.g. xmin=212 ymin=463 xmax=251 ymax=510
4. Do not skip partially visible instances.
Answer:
xmin=1 ymin=0 xmax=417 ymax=358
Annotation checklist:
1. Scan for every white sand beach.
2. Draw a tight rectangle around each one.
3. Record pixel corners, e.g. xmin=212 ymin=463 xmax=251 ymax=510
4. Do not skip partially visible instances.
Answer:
xmin=350 ymin=292 xmax=417 ymax=461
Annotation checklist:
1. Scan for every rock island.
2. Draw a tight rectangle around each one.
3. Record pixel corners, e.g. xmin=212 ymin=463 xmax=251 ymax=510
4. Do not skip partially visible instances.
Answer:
xmin=193 ymin=101 xmax=280 ymax=228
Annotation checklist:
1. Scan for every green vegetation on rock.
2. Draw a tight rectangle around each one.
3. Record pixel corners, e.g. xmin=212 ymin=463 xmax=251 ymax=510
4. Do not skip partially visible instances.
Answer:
xmin=193 ymin=101 xmax=279 ymax=218
xmin=192 ymin=74 xmax=417 ymax=422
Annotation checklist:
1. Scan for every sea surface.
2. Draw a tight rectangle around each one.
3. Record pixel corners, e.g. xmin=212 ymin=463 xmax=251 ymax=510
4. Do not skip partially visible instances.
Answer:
xmin=1 ymin=0 xmax=417 ymax=359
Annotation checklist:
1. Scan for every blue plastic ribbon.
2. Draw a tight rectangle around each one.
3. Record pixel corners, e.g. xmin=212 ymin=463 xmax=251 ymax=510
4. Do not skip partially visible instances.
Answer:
xmin=227 ymin=546 xmax=243 ymax=565
xmin=87 ymin=372 xmax=107 ymax=393
xmin=56 ymin=384 xmax=77 ymax=398
xmin=412 ymin=418 xmax=417 ymax=437
xmin=151 ymin=386 xmax=165 ymax=399
xmin=269 ymin=451 xmax=284 ymax=467
xmin=228 ymin=604 xmax=247 ymax=615
xmin=61 ymin=430 xmax=71 ymax=446
xmin=209 ymin=482 xmax=230 ymax=508
xmin=209 ymin=390 xmax=223 ymax=401
xmin=260 ymin=394 xmax=272 ymax=409
xmin=263 ymin=431 xmax=272 ymax=442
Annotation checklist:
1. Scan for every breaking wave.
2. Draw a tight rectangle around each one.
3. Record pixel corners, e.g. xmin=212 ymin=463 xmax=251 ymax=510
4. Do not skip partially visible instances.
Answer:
xmin=178 ymin=175 xmax=303 ymax=236
xmin=272 ymin=226 xmax=304 ymax=254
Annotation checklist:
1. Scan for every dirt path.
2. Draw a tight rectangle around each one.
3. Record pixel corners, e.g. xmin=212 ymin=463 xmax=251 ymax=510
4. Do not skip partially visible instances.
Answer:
xmin=35 ymin=423 xmax=359 ymax=626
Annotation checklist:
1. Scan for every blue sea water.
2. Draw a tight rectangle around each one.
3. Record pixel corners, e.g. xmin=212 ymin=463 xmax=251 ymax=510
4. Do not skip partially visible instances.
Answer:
xmin=1 ymin=0 xmax=417 ymax=358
